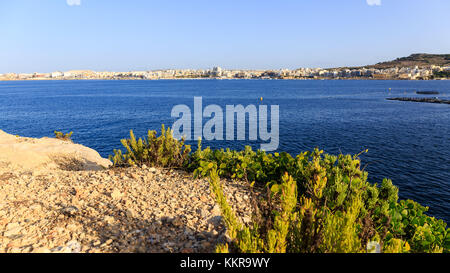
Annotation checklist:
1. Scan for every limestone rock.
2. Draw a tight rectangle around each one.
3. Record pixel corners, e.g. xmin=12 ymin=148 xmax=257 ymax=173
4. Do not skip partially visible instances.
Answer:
xmin=0 ymin=130 xmax=111 ymax=172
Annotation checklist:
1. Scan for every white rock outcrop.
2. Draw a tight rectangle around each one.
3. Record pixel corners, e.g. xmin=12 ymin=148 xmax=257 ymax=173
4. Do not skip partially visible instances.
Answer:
xmin=0 ymin=130 xmax=112 ymax=172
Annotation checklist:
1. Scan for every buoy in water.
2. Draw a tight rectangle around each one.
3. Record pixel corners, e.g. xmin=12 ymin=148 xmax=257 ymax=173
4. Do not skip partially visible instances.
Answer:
xmin=260 ymin=97 xmax=263 ymax=101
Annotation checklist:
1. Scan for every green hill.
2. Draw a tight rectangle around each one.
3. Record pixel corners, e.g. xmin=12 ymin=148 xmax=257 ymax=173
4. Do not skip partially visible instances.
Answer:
xmin=367 ymin=53 xmax=450 ymax=69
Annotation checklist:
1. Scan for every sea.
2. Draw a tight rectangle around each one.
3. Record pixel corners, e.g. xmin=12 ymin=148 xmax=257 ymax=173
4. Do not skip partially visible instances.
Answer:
xmin=0 ymin=79 xmax=449 ymax=222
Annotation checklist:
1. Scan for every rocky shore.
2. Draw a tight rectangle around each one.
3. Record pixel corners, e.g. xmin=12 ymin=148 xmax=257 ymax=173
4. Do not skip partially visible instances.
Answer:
xmin=0 ymin=131 xmax=255 ymax=253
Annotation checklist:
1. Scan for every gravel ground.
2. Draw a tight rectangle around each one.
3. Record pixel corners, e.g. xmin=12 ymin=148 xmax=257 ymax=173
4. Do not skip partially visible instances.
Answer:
xmin=0 ymin=166 xmax=256 ymax=253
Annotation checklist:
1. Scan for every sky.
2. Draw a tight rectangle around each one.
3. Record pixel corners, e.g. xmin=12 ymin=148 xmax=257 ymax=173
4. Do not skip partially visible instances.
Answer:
xmin=0 ymin=0 xmax=449 ymax=73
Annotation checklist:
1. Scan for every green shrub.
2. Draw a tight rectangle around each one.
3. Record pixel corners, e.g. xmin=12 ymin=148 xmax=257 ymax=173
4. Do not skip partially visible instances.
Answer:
xmin=109 ymin=124 xmax=191 ymax=168
xmin=209 ymin=169 xmax=298 ymax=253
xmin=385 ymin=199 xmax=449 ymax=253
xmin=54 ymin=131 xmax=73 ymax=142
xmin=193 ymin=142 xmax=448 ymax=253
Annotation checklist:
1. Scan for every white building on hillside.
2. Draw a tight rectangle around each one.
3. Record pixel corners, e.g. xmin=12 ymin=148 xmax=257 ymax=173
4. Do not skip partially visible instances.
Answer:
xmin=51 ymin=71 xmax=63 ymax=78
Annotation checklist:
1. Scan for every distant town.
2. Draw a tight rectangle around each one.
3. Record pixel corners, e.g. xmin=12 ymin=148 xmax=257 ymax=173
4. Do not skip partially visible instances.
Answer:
xmin=2 ymin=54 xmax=450 ymax=81
xmin=1 ymin=65 xmax=449 ymax=81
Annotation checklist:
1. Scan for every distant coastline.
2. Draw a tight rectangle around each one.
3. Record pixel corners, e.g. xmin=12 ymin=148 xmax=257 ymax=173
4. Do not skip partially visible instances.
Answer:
xmin=1 ymin=54 xmax=449 ymax=82
xmin=1 ymin=66 xmax=448 ymax=82
xmin=1 ymin=77 xmax=449 ymax=82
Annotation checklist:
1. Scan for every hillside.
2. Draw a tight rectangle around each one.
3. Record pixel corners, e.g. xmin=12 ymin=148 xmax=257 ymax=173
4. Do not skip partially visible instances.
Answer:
xmin=366 ymin=53 xmax=450 ymax=69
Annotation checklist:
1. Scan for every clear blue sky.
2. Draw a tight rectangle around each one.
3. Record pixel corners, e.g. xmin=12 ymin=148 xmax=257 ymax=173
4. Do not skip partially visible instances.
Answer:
xmin=1 ymin=0 xmax=449 ymax=73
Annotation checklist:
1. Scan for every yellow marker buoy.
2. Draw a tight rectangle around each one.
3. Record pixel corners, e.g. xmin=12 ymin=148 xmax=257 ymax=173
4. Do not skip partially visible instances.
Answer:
xmin=260 ymin=97 xmax=263 ymax=101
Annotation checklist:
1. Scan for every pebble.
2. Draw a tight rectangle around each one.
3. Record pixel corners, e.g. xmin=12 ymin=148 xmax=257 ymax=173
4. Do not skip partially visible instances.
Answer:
xmin=61 ymin=206 xmax=79 ymax=216
xmin=111 ymin=189 xmax=123 ymax=200
xmin=4 ymin=223 xmax=22 ymax=238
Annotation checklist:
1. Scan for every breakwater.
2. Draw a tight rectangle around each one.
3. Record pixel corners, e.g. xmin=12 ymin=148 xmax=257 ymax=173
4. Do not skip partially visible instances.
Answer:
xmin=387 ymin=97 xmax=450 ymax=104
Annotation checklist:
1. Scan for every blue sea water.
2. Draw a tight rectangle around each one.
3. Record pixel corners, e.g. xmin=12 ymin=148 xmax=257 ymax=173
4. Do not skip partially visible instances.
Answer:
xmin=0 ymin=79 xmax=449 ymax=222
